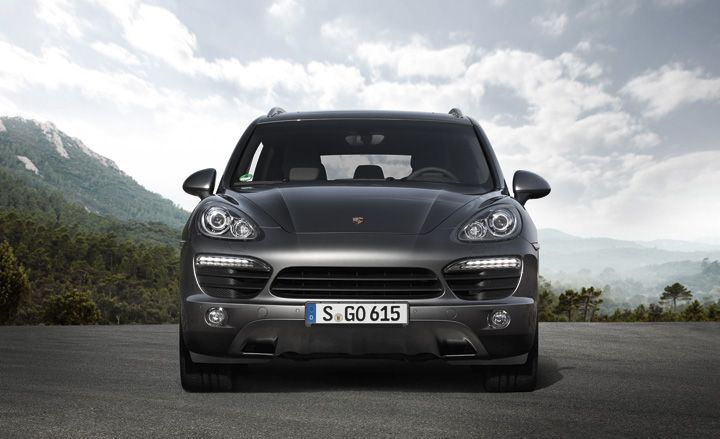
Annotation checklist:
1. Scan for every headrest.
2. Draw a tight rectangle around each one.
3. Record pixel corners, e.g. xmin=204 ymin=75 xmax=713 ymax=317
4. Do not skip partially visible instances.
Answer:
xmin=353 ymin=165 xmax=385 ymax=179
xmin=288 ymin=167 xmax=321 ymax=181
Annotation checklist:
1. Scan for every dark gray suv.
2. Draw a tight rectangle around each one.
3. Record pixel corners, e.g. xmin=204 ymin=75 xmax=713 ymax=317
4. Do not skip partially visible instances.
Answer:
xmin=180 ymin=108 xmax=550 ymax=392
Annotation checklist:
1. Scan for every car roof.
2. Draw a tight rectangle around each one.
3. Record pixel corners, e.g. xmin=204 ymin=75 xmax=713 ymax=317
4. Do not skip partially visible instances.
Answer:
xmin=255 ymin=110 xmax=472 ymax=125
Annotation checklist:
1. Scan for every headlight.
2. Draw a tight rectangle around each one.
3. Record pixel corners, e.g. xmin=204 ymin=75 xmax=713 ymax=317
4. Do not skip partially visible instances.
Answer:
xmin=198 ymin=205 xmax=260 ymax=240
xmin=458 ymin=205 xmax=521 ymax=242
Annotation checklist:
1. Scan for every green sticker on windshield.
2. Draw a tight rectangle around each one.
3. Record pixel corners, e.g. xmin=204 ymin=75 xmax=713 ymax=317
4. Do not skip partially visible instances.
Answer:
xmin=239 ymin=173 xmax=253 ymax=182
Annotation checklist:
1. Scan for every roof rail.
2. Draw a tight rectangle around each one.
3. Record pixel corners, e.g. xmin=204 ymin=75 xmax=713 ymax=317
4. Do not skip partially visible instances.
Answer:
xmin=448 ymin=108 xmax=464 ymax=118
xmin=267 ymin=107 xmax=286 ymax=118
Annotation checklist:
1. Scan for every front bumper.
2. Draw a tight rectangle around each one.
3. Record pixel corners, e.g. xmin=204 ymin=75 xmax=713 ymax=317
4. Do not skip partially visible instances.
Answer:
xmin=183 ymin=298 xmax=535 ymax=365
xmin=180 ymin=232 xmax=538 ymax=365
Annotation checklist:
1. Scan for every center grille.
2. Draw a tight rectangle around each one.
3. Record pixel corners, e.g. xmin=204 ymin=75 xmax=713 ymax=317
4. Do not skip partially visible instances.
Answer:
xmin=195 ymin=266 xmax=271 ymax=299
xmin=271 ymin=267 xmax=443 ymax=299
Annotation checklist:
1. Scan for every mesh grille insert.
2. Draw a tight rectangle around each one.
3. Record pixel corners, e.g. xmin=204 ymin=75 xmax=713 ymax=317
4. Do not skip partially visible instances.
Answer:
xmin=444 ymin=267 xmax=521 ymax=300
xmin=196 ymin=265 xmax=271 ymax=299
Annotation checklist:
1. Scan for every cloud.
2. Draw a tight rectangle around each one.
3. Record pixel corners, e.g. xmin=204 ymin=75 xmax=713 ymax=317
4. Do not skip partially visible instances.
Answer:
xmin=267 ymin=0 xmax=304 ymax=25
xmin=576 ymin=0 xmax=690 ymax=20
xmin=514 ymin=150 xmax=720 ymax=241
xmin=574 ymin=39 xmax=616 ymax=53
xmin=99 ymin=2 xmax=199 ymax=73
xmin=621 ymin=64 xmax=720 ymax=118
xmin=654 ymin=0 xmax=694 ymax=7
xmin=585 ymin=150 xmax=720 ymax=240
xmin=0 ymin=94 xmax=20 ymax=115
xmin=467 ymin=50 xmax=615 ymax=130
xmin=0 ymin=40 xmax=176 ymax=109
xmin=458 ymin=49 xmax=664 ymax=237
xmin=201 ymin=58 xmax=367 ymax=109
xmin=359 ymin=81 xmax=478 ymax=111
xmin=90 ymin=2 xmax=361 ymax=108
xmin=90 ymin=42 xmax=140 ymax=65
xmin=576 ymin=0 xmax=640 ymax=20
xmin=356 ymin=37 xmax=473 ymax=79
xmin=320 ymin=17 xmax=359 ymax=46
xmin=531 ymin=13 xmax=568 ymax=36
xmin=36 ymin=0 xmax=88 ymax=39
xmin=7 ymin=0 xmax=715 ymax=240
xmin=0 ymin=30 xmax=254 ymax=208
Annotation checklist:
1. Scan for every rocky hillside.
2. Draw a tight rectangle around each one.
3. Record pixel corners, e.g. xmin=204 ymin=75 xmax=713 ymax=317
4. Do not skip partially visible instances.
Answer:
xmin=0 ymin=116 xmax=188 ymax=228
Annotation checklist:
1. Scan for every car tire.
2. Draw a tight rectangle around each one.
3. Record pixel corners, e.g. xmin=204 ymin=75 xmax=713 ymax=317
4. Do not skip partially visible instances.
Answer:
xmin=179 ymin=327 xmax=233 ymax=392
xmin=483 ymin=324 xmax=538 ymax=393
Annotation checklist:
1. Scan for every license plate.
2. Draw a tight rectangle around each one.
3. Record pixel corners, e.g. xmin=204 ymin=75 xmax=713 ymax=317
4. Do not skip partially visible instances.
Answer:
xmin=305 ymin=303 xmax=409 ymax=325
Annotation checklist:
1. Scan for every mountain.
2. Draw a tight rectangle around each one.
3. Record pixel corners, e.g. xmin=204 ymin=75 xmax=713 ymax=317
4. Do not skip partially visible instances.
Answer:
xmin=0 ymin=167 xmax=181 ymax=248
xmin=0 ymin=116 xmax=184 ymax=325
xmin=642 ymin=239 xmax=720 ymax=253
xmin=0 ymin=116 xmax=188 ymax=229
xmin=538 ymin=228 xmax=720 ymax=304
xmin=539 ymin=228 xmax=720 ymax=274
xmin=0 ymin=115 xmax=716 ymax=320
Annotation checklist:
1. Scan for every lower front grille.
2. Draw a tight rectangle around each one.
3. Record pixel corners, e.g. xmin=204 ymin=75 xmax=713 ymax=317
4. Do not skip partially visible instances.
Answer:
xmin=271 ymin=267 xmax=443 ymax=299
xmin=195 ymin=266 xmax=271 ymax=299
xmin=444 ymin=267 xmax=521 ymax=300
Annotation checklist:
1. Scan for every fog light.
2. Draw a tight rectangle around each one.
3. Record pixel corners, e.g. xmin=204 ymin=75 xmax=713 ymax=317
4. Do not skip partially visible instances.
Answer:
xmin=205 ymin=307 xmax=227 ymax=327
xmin=488 ymin=310 xmax=511 ymax=329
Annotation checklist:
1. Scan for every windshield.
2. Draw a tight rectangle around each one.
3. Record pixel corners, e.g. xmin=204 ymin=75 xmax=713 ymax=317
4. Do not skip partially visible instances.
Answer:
xmin=231 ymin=120 xmax=494 ymax=191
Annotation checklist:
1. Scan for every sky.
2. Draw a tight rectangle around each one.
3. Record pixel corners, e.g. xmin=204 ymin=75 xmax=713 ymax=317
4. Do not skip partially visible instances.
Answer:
xmin=1 ymin=0 xmax=719 ymax=241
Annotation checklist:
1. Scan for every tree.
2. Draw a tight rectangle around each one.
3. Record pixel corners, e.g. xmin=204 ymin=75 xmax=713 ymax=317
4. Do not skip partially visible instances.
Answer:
xmin=660 ymin=283 xmax=693 ymax=312
xmin=681 ymin=300 xmax=706 ymax=322
xmin=0 ymin=240 xmax=32 ymax=324
xmin=609 ymin=308 xmax=632 ymax=322
xmin=578 ymin=286 xmax=603 ymax=321
xmin=632 ymin=304 xmax=648 ymax=322
xmin=0 ymin=204 xmax=180 ymax=325
xmin=706 ymin=303 xmax=719 ymax=322
xmin=555 ymin=289 xmax=580 ymax=321
xmin=537 ymin=277 xmax=557 ymax=322
xmin=538 ymin=290 xmax=557 ymax=321
xmin=42 ymin=290 xmax=101 ymax=325
xmin=647 ymin=303 xmax=664 ymax=322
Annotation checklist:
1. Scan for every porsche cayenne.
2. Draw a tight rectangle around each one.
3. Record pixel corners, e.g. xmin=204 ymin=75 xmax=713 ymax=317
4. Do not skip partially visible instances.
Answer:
xmin=180 ymin=108 xmax=550 ymax=392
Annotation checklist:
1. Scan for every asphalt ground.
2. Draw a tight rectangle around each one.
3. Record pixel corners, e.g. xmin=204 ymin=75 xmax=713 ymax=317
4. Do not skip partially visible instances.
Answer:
xmin=0 ymin=323 xmax=718 ymax=438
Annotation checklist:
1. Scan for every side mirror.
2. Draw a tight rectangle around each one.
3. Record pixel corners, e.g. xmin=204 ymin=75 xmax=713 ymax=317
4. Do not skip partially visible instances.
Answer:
xmin=183 ymin=168 xmax=216 ymax=200
xmin=513 ymin=170 xmax=550 ymax=206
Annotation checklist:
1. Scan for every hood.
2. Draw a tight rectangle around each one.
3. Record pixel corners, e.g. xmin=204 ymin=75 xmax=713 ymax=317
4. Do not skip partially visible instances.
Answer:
xmin=227 ymin=184 xmax=478 ymax=234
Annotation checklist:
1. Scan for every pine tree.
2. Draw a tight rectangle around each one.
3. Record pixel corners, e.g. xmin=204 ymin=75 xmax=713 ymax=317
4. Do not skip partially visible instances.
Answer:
xmin=660 ymin=283 xmax=693 ymax=312
xmin=647 ymin=303 xmax=664 ymax=322
xmin=632 ymin=304 xmax=648 ymax=322
xmin=681 ymin=300 xmax=706 ymax=322
xmin=706 ymin=303 xmax=719 ymax=321
xmin=578 ymin=286 xmax=603 ymax=321
xmin=538 ymin=289 xmax=557 ymax=322
xmin=0 ymin=241 xmax=32 ymax=324
xmin=555 ymin=289 xmax=580 ymax=321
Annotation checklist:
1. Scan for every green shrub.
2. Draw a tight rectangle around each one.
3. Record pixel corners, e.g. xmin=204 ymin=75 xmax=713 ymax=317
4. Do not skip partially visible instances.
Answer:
xmin=42 ymin=290 xmax=101 ymax=325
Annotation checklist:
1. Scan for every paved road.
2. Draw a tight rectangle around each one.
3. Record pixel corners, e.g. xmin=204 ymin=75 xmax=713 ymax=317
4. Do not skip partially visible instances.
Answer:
xmin=0 ymin=324 xmax=718 ymax=438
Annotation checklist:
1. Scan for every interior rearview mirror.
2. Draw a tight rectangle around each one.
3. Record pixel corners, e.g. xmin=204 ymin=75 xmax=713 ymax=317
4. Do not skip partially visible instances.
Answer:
xmin=183 ymin=168 xmax=216 ymax=200
xmin=513 ymin=170 xmax=550 ymax=206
